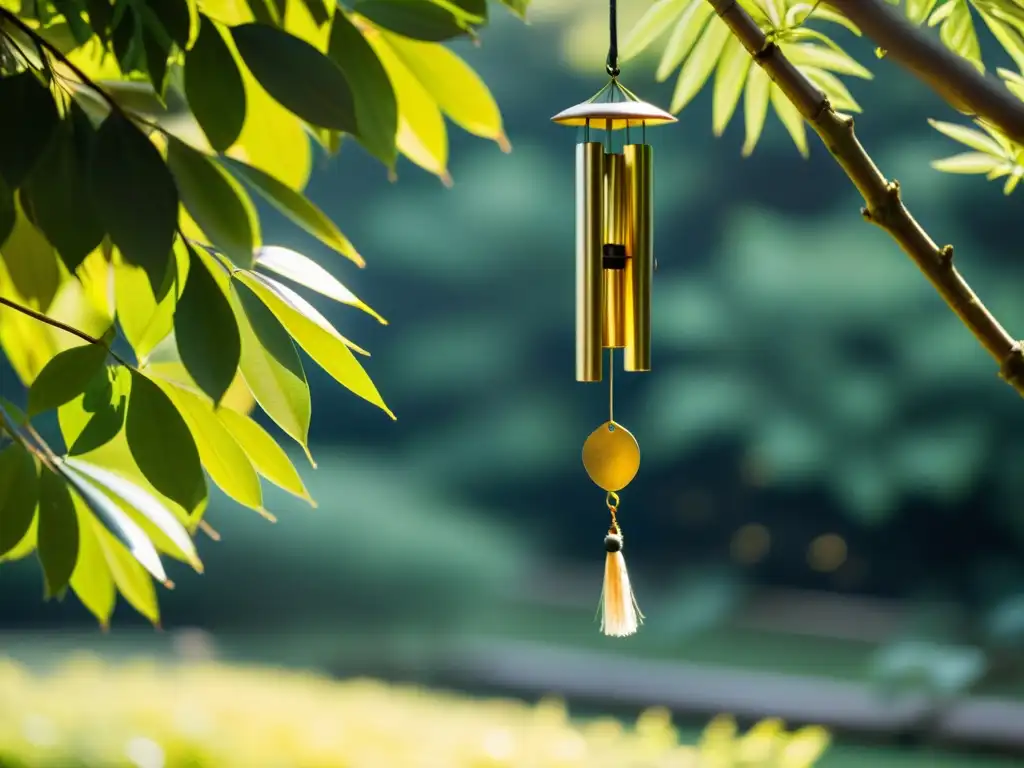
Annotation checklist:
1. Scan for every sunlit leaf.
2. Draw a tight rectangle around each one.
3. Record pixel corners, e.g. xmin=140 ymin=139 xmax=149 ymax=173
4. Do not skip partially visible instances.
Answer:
xmin=37 ymin=468 xmax=80 ymax=598
xmin=656 ymin=1 xmax=713 ymax=82
xmin=230 ymin=279 xmax=312 ymax=457
xmin=0 ymin=70 xmax=59 ymax=187
xmin=928 ymin=118 xmax=1006 ymax=155
xmin=90 ymin=113 xmax=179 ymax=291
xmin=151 ymin=378 xmax=264 ymax=511
xmin=671 ymin=15 xmax=730 ymax=113
xmin=931 ymin=152 xmax=1005 ymax=173
xmin=382 ymin=31 xmax=508 ymax=149
xmin=361 ymin=22 xmax=448 ymax=183
xmin=0 ymin=197 xmax=60 ymax=311
xmin=234 ymin=270 xmax=393 ymax=418
xmin=771 ymin=81 xmax=809 ymax=157
xmin=114 ymin=242 xmax=189 ymax=362
xmin=327 ymin=9 xmax=398 ymax=167
xmin=780 ymin=42 xmax=873 ymax=80
xmin=69 ymin=501 xmax=116 ymax=627
xmin=167 ymin=139 xmax=258 ymax=267
xmin=621 ymin=0 xmax=690 ymax=61
xmin=125 ymin=369 xmax=206 ymax=514
xmin=185 ymin=14 xmax=247 ymax=151
xmin=231 ymin=23 xmax=357 ymax=133
xmin=712 ymin=35 xmax=751 ymax=136
xmin=254 ymin=245 xmax=385 ymax=323
xmin=63 ymin=456 xmax=202 ymax=571
xmin=58 ymin=460 xmax=168 ymax=584
xmin=0 ymin=443 xmax=38 ymax=558
xmin=217 ymin=407 xmax=313 ymax=503
xmin=95 ymin=522 xmax=160 ymax=624
xmin=27 ymin=343 xmax=109 ymax=417
xmin=220 ymin=156 xmax=364 ymax=266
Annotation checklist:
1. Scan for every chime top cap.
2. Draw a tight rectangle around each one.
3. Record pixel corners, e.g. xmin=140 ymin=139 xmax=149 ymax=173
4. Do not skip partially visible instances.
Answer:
xmin=551 ymin=78 xmax=676 ymax=130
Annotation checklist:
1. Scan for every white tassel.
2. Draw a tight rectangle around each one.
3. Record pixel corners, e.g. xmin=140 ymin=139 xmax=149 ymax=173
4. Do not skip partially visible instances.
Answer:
xmin=600 ymin=532 xmax=643 ymax=637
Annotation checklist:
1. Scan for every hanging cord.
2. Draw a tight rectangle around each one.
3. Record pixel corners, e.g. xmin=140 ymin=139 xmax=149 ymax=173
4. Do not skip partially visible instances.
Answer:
xmin=606 ymin=0 xmax=619 ymax=77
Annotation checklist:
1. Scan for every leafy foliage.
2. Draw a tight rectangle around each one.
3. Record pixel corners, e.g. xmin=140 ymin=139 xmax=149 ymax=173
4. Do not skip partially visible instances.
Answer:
xmin=0 ymin=656 xmax=831 ymax=767
xmin=0 ymin=0 xmax=523 ymax=623
xmin=623 ymin=0 xmax=870 ymax=157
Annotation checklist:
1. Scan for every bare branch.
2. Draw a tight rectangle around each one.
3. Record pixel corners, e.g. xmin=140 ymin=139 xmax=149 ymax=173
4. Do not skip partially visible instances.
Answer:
xmin=826 ymin=0 xmax=1024 ymax=144
xmin=707 ymin=0 xmax=1024 ymax=395
xmin=0 ymin=296 xmax=129 ymax=367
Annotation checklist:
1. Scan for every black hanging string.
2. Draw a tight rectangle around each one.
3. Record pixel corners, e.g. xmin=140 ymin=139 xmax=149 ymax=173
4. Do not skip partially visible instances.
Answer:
xmin=606 ymin=0 xmax=619 ymax=78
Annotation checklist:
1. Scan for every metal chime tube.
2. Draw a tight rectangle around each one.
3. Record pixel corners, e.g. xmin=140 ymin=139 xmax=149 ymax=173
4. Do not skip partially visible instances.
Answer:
xmin=624 ymin=142 xmax=652 ymax=372
xmin=603 ymin=152 xmax=628 ymax=349
xmin=576 ymin=141 xmax=604 ymax=382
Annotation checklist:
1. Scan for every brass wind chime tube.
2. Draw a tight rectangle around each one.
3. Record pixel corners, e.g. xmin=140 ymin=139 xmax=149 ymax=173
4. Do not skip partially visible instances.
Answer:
xmin=603 ymin=151 xmax=628 ymax=350
xmin=576 ymin=141 xmax=605 ymax=382
xmin=624 ymin=143 xmax=652 ymax=372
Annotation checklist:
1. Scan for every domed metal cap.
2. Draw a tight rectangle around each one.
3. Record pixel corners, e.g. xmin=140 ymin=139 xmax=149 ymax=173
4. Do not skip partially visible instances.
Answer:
xmin=551 ymin=79 xmax=676 ymax=130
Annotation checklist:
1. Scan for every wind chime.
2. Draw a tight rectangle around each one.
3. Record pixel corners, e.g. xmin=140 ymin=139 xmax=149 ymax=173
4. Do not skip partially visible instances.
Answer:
xmin=551 ymin=0 xmax=675 ymax=637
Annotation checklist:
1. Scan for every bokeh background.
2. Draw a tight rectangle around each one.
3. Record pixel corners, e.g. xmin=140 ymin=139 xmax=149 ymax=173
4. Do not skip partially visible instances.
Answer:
xmin=3 ymin=0 xmax=1024 ymax=764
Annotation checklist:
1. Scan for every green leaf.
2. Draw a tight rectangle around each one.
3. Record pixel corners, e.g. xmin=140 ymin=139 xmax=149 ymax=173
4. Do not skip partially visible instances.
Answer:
xmin=671 ymin=15 xmax=730 ymax=113
xmin=185 ymin=14 xmax=247 ymax=151
xmin=906 ymin=0 xmax=940 ymax=24
xmin=28 ymin=343 xmax=109 ymax=417
xmin=63 ymin=456 xmax=201 ymax=571
xmin=173 ymin=243 xmax=242 ymax=405
xmin=0 ymin=444 xmax=38 ymax=557
xmin=254 ymin=245 xmax=385 ymax=323
xmin=771 ymin=81 xmax=809 ymax=157
xmin=53 ymin=0 xmax=96 ymax=44
xmin=142 ymin=22 xmax=172 ymax=96
xmin=935 ymin=0 xmax=982 ymax=72
xmin=0 ymin=176 xmax=14 ymax=248
xmin=231 ymin=280 xmax=312 ymax=456
xmin=931 ymin=152 xmax=1005 ymax=173
xmin=37 ymin=468 xmax=80 ymax=598
xmin=234 ymin=270 xmax=393 ymax=418
xmin=803 ymin=67 xmax=862 ymax=113
xmin=327 ymin=10 xmax=398 ymax=167
xmin=167 ymin=139 xmax=257 ymax=267
xmin=621 ymin=0 xmax=690 ymax=61
xmin=90 ymin=113 xmax=179 ymax=291
xmin=147 ymin=0 xmax=193 ymax=47
xmin=57 ymin=460 xmax=168 ymax=584
xmin=21 ymin=106 xmax=105 ymax=273
xmin=497 ymin=0 xmax=527 ymax=19
xmin=231 ymin=23 xmax=357 ymax=133
xmin=0 ymin=71 xmax=59 ymax=187
xmin=780 ymin=42 xmax=873 ymax=80
xmin=217 ymin=407 xmax=313 ymax=503
xmin=86 ymin=0 xmax=115 ymax=40
xmin=65 ymin=367 xmax=127 ymax=456
xmin=70 ymin=503 xmax=116 ymax=628
xmin=656 ymin=0 xmax=713 ymax=82
xmin=381 ymin=31 xmax=507 ymax=148
xmin=354 ymin=0 xmax=467 ymax=41
xmin=928 ymin=118 xmax=1005 ymax=155
xmin=220 ymin=157 xmax=364 ymax=266
xmin=125 ymin=369 xmax=206 ymax=513
xmin=95 ymin=523 xmax=160 ymax=624
xmin=151 ymin=379 xmax=264 ymax=512
xmin=712 ymin=34 xmax=751 ymax=137
xmin=1 ymin=195 xmax=60 ymax=311
xmin=115 ymin=241 xmax=189 ymax=362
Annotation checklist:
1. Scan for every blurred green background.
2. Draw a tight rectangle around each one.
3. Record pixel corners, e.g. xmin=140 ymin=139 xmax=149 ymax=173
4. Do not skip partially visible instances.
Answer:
xmin=3 ymin=0 xmax=1024 ymax=764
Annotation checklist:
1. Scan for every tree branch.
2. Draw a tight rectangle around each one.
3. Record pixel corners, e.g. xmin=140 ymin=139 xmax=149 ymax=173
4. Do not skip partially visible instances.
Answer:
xmin=708 ymin=0 xmax=1024 ymax=395
xmin=825 ymin=0 xmax=1024 ymax=144
xmin=0 ymin=296 xmax=129 ymax=367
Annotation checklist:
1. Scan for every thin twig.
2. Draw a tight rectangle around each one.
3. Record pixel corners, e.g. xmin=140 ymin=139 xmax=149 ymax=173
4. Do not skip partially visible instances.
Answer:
xmin=0 ymin=8 xmax=121 ymax=113
xmin=825 ymin=0 xmax=1024 ymax=144
xmin=708 ymin=0 xmax=1024 ymax=395
xmin=0 ymin=296 xmax=130 ymax=367
xmin=0 ymin=403 xmax=52 ymax=469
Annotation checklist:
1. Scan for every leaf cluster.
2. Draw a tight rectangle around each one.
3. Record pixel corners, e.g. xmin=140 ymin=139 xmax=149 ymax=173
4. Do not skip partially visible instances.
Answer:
xmin=0 ymin=0 xmax=524 ymax=624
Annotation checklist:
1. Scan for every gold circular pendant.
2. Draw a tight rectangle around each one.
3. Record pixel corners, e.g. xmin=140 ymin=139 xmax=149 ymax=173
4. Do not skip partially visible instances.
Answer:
xmin=582 ymin=421 xmax=640 ymax=492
